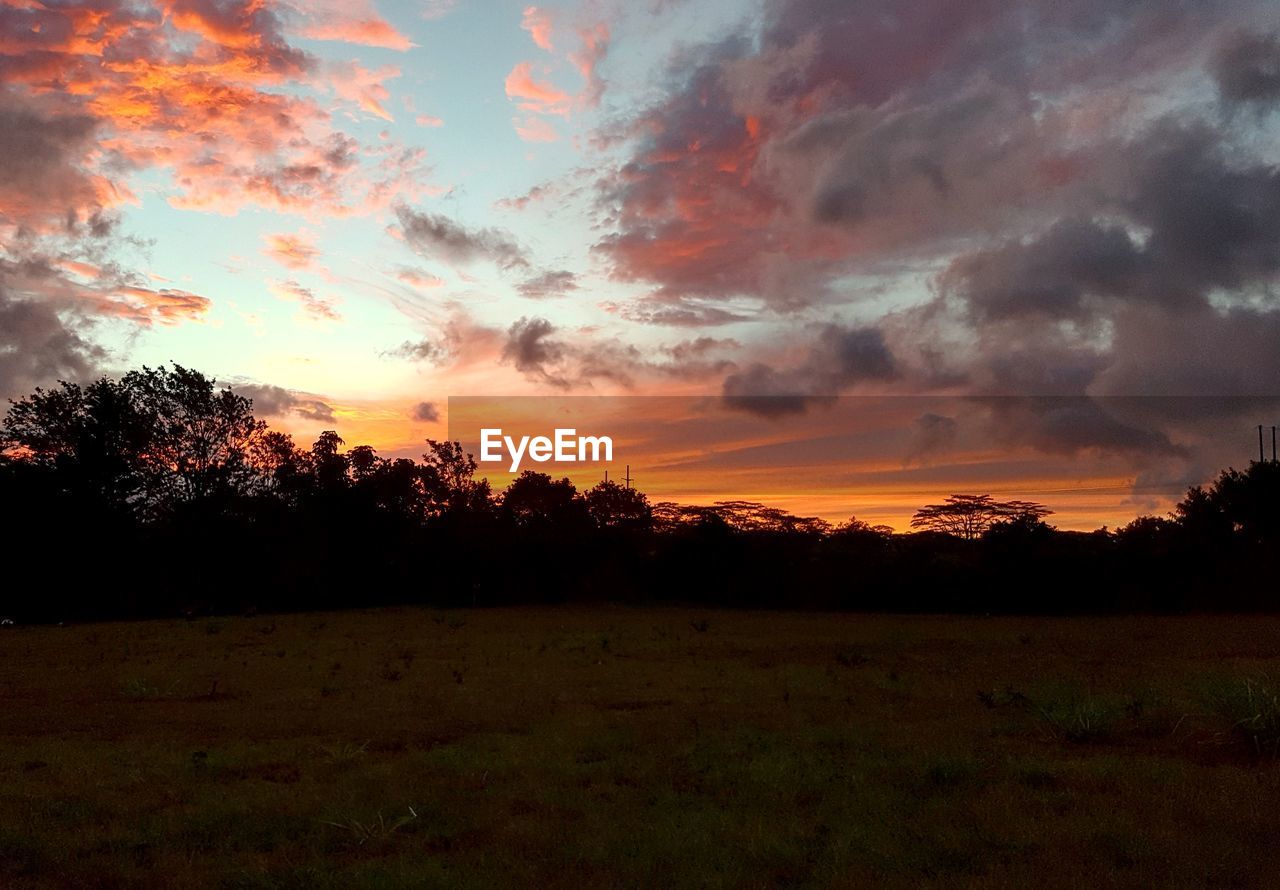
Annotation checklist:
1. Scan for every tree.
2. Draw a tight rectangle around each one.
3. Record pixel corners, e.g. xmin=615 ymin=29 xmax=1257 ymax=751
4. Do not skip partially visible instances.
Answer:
xmin=910 ymin=494 xmax=1052 ymax=540
xmin=501 ymin=471 xmax=588 ymax=529
xmin=2 ymin=364 xmax=266 ymax=517
xmin=584 ymin=480 xmax=652 ymax=530
xmin=420 ymin=439 xmax=492 ymax=517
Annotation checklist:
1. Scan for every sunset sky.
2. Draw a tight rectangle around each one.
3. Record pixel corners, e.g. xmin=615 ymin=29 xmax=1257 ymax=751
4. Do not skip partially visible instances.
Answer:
xmin=3 ymin=0 xmax=1280 ymax=528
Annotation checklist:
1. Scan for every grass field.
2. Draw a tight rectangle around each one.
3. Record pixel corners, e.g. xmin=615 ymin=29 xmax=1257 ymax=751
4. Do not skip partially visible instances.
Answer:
xmin=3 ymin=607 xmax=1280 ymax=888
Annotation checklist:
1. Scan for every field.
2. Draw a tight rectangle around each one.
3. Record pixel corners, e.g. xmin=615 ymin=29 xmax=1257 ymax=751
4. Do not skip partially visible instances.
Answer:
xmin=3 ymin=607 xmax=1280 ymax=888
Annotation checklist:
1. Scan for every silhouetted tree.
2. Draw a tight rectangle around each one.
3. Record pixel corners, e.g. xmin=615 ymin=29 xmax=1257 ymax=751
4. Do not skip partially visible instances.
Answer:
xmin=911 ymin=494 xmax=1052 ymax=540
xmin=3 ymin=364 xmax=265 ymax=518
xmin=584 ymin=480 xmax=652 ymax=530
xmin=501 ymin=471 xmax=588 ymax=529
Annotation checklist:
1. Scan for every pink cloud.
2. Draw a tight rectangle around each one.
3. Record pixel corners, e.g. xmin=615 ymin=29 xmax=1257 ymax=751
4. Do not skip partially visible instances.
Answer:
xmin=522 ymin=6 xmax=555 ymax=51
xmin=328 ymin=62 xmax=401 ymax=121
xmin=514 ymin=116 xmax=558 ymax=143
xmin=263 ymin=232 xmax=320 ymax=269
xmin=504 ymin=62 xmax=571 ymax=116
xmin=570 ymin=22 xmax=609 ymax=107
xmin=415 ymin=114 xmax=444 ymax=127
xmin=292 ymin=0 xmax=415 ymax=51
xmin=269 ymin=279 xmax=341 ymax=321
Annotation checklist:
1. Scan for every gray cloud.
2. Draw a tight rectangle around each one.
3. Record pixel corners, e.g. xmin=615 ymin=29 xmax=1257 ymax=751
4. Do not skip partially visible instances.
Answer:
xmin=517 ymin=269 xmax=578 ymax=299
xmin=411 ymin=401 xmax=440 ymax=422
xmin=501 ymin=316 xmax=568 ymax=387
xmin=722 ymin=325 xmax=897 ymax=417
xmin=0 ymin=287 xmax=104 ymax=402
xmin=234 ymin=384 xmax=335 ymax=423
xmin=395 ymin=204 xmax=528 ymax=271
xmin=1212 ymin=29 xmax=1280 ymax=108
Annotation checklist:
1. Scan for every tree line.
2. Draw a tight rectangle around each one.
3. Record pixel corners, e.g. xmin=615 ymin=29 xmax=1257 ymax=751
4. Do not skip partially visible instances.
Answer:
xmin=1 ymin=365 xmax=1277 ymax=621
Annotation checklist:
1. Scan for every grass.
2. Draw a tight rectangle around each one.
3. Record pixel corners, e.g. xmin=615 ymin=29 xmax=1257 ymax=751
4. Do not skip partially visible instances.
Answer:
xmin=1204 ymin=674 xmax=1280 ymax=757
xmin=1 ymin=608 xmax=1280 ymax=887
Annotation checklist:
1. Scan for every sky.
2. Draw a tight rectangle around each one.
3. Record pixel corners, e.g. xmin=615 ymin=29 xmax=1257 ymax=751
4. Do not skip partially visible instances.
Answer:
xmin=2 ymin=0 xmax=1280 ymax=529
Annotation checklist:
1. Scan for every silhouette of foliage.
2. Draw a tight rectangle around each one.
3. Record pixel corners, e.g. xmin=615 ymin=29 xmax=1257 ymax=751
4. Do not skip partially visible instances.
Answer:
xmin=911 ymin=495 xmax=1053 ymax=540
xmin=1 ymin=365 xmax=1278 ymax=620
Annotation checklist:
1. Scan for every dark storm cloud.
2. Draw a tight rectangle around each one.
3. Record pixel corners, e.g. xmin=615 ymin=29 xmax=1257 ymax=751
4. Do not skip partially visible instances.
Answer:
xmin=234 ymin=384 xmax=335 ymax=423
xmin=722 ymin=325 xmax=897 ymax=418
xmin=592 ymin=0 xmax=1237 ymax=310
xmin=1212 ymin=29 xmax=1280 ymax=108
xmin=395 ymin=204 xmax=529 ymax=271
xmin=978 ymin=397 xmax=1183 ymax=459
xmin=942 ymin=218 xmax=1146 ymax=322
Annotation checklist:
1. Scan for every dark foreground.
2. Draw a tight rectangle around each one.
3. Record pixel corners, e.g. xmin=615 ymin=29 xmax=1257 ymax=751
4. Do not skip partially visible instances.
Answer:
xmin=3 ymin=608 xmax=1280 ymax=888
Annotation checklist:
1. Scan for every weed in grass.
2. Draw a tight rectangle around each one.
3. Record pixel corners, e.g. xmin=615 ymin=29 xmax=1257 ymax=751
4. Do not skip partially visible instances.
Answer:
xmin=318 ymin=741 xmax=368 ymax=765
xmin=1035 ymin=694 xmax=1122 ymax=743
xmin=321 ymin=807 xmax=419 ymax=847
xmin=689 ymin=619 xmax=710 ymax=633
xmin=834 ymin=646 xmax=869 ymax=668
xmin=1204 ymin=674 xmax=1280 ymax=757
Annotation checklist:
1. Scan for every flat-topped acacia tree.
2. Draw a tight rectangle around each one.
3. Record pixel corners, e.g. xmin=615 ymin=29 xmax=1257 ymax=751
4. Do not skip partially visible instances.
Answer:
xmin=910 ymin=494 xmax=1053 ymax=540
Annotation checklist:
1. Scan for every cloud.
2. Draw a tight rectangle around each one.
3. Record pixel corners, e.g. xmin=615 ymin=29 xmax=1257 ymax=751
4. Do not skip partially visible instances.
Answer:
xmin=394 ymin=266 xmax=444 ymax=288
xmin=387 ymin=337 xmax=452 ymax=363
xmin=517 ymin=270 xmax=578 ymax=298
xmin=504 ymin=62 xmax=572 ymax=116
xmin=410 ymin=401 xmax=440 ymax=422
xmin=722 ymin=325 xmax=898 ymax=417
xmin=0 ymin=0 xmax=430 ymax=220
xmin=602 ymin=298 xmax=752 ymax=327
xmin=327 ymin=61 xmax=402 ymax=121
xmin=1212 ymin=29 xmax=1280 ymax=108
xmin=234 ymin=383 xmax=336 ymax=422
xmin=394 ymin=204 xmax=529 ymax=271
xmin=415 ymin=114 xmax=444 ymax=127
xmin=0 ymin=95 xmax=107 ymax=233
xmin=522 ymin=6 xmax=555 ymax=51
xmin=499 ymin=317 xmax=742 ymax=390
xmin=502 ymin=316 xmax=568 ymax=386
xmin=569 ymin=22 xmax=609 ymax=107
xmin=290 ymin=0 xmax=415 ymax=50
xmin=0 ymin=286 xmax=105 ymax=401
xmin=269 ymin=279 xmax=341 ymax=321
xmin=513 ymin=116 xmax=558 ymax=143
xmin=263 ymin=232 xmax=320 ymax=270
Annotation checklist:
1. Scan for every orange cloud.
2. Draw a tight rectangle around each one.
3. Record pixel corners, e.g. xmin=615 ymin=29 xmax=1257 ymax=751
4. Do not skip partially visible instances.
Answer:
xmin=504 ymin=62 xmax=571 ymax=116
xmin=1 ymin=0 xmax=425 ymax=219
xmin=415 ymin=113 xmax=444 ymax=127
xmin=293 ymin=0 xmax=415 ymax=51
xmin=263 ymin=232 xmax=320 ymax=269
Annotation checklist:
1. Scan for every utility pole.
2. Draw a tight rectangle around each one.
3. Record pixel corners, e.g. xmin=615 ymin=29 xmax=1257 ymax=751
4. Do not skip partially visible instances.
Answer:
xmin=1272 ymin=426 xmax=1277 ymax=463
xmin=1261 ymin=425 xmax=1266 ymax=463
xmin=623 ymin=465 xmax=633 ymax=489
